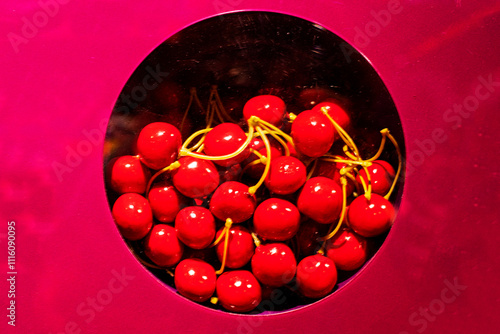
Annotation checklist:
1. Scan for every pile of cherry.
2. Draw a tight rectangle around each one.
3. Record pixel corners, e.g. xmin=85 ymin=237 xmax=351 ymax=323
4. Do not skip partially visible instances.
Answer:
xmin=107 ymin=91 xmax=401 ymax=313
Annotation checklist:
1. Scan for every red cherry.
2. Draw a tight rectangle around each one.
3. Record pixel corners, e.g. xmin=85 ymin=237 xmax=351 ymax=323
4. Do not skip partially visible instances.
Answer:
xmin=174 ymin=259 xmax=216 ymax=302
xmin=148 ymin=179 xmax=189 ymax=223
xmin=144 ymin=224 xmax=184 ymax=266
xmin=297 ymin=220 xmax=330 ymax=256
xmin=136 ymin=122 xmax=182 ymax=170
xmin=112 ymin=193 xmax=153 ymax=240
xmin=251 ymin=243 xmax=297 ymax=287
xmin=203 ymin=123 xmax=251 ymax=167
xmin=298 ymin=87 xmax=336 ymax=109
xmin=312 ymin=101 xmax=350 ymax=131
xmin=264 ymin=156 xmax=307 ymax=195
xmin=296 ymin=255 xmax=337 ymax=298
xmin=374 ymin=160 xmax=396 ymax=178
xmin=297 ymin=177 xmax=343 ymax=224
xmin=175 ymin=206 xmax=216 ymax=249
xmin=171 ymin=156 xmax=220 ymax=198
xmin=325 ymin=228 xmax=368 ymax=271
xmin=291 ymin=110 xmax=335 ymax=158
xmin=215 ymin=225 xmax=254 ymax=269
xmin=209 ymin=181 xmax=256 ymax=223
xmin=347 ymin=194 xmax=395 ymax=237
xmin=312 ymin=160 xmax=355 ymax=196
xmin=243 ymin=137 xmax=283 ymax=179
xmin=216 ymin=270 xmax=262 ymax=312
xmin=243 ymin=95 xmax=286 ymax=126
xmin=253 ymin=198 xmax=300 ymax=241
xmin=108 ymin=155 xmax=150 ymax=194
xmin=356 ymin=161 xmax=393 ymax=195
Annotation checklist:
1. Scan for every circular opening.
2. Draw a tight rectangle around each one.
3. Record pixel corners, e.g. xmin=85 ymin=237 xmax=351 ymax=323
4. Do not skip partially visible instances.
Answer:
xmin=103 ymin=11 xmax=405 ymax=314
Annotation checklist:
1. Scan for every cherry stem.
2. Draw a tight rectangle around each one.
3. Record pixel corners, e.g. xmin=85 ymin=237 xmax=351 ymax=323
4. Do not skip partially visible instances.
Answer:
xmin=354 ymin=167 xmax=371 ymax=201
xmin=215 ymin=218 xmax=233 ymax=275
xmin=288 ymin=112 xmax=297 ymax=122
xmin=180 ymin=125 xmax=255 ymax=161
xmin=145 ymin=161 xmax=182 ymax=195
xmin=366 ymin=129 xmax=389 ymax=162
xmin=384 ymin=131 xmax=402 ymax=200
xmin=248 ymin=126 xmax=271 ymax=196
xmin=306 ymin=159 xmax=318 ymax=180
xmin=251 ymin=232 xmax=261 ymax=247
xmin=318 ymin=179 xmax=348 ymax=254
xmin=256 ymin=118 xmax=295 ymax=150
xmin=181 ymin=128 xmax=212 ymax=151
xmin=321 ymin=107 xmax=361 ymax=160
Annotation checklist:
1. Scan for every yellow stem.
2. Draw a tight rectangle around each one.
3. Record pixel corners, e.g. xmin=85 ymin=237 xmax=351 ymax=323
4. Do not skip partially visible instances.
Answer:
xmin=145 ymin=161 xmax=181 ymax=195
xmin=366 ymin=129 xmax=389 ymax=162
xmin=248 ymin=126 xmax=271 ymax=196
xmin=306 ymin=159 xmax=318 ymax=180
xmin=181 ymin=128 xmax=212 ymax=151
xmin=384 ymin=131 xmax=402 ymax=200
xmin=318 ymin=179 xmax=348 ymax=253
xmin=251 ymin=232 xmax=261 ymax=247
xmin=321 ymin=107 xmax=361 ymax=160
xmin=215 ymin=218 xmax=233 ymax=275
xmin=256 ymin=119 xmax=295 ymax=148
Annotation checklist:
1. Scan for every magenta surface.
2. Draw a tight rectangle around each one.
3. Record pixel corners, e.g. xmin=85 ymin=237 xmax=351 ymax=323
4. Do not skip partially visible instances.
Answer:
xmin=1 ymin=1 xmax=499 ymax=333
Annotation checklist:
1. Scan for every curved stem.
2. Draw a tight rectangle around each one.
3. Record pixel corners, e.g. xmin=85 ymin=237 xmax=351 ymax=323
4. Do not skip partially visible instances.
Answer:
xmin=366 ymin=129 xmax=389 ymax=162
xmin=321 ymin=107 xmax=361 ymax=160
xmin=145 ymin=161 xmax=181 ymax=195
xmin=384 ymin=131 xmax=402 ymax=200
xmin=248 ymin=126 xmax=271 ymax=196
xmin=215 ymin=218 xmax=233 ymax=275
xmin=181 ymin=128 xmax=212 ymax=151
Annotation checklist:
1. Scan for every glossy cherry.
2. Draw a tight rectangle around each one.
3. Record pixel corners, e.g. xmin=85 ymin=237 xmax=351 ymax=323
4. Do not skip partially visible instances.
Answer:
xmin=253 ymin=198 xmax=300 ymax=241
xmin=175 ymin=206 xmax=216 ymax=250
xmin=136 ymin=122 xmax=182 ymax=170
xmin=209 ymin=181 xmax=256 ymax=223
xmin=203 ymin=123 xmax=251 ymax=167
xmin=171 ymin=156 xmax=220 ymax=198
xmin=356 ymin=161 xmax=394 ymax=195
xmin=243 ymin=95 xmax=286 ymax=127
xmin=243 ymin=137 xmax=282 ymax=179
xmin=251 ymin=243 xmax=297 ymax=287
xmin=108 ymin=155 xmax=150 ymax=194
xmin=297 ymin=177 xmax=343 ymax=224
xmin=148 ymin=179 xmax=189 ymax=223
xmin=312 ymin=101 xmax=351 ymax=131
xmin=291 ymin=110 xmax=335 ymax=158
xmin=347 ymin=193 xmax=395 ymax=237
xmin=216 ymin=270 xmax=262 ymax=313
xmin=297 ymin=220 xmax=330 ymax=256
xmin=325 ymin=227 xmax=368 ymax=271
xmin=374 ymin=159 xmax=396 ymax=178
xmin=264 ymin=156 xmax=307 ymax=195
xmin=296 ymin=255 xmax=337 ymax=299
xmin=144 ymin=224 xmax=184 ymax=267
xmin=215 ymin=225 xmax=254 ymax=269
xmin=174 ymin=259 xmax=216 ymax=302
xmin=112 ymin=193 xmax=153 ymax=240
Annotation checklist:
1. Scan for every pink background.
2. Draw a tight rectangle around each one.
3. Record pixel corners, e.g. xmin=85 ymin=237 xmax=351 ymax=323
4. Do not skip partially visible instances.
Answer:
xmin=1 ymin=0 xmax=499 ymax=333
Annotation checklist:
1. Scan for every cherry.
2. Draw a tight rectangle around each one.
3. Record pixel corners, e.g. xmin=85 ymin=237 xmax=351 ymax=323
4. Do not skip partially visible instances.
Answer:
xmin=374 ymin=160 xmax=396 ymax=178
xmin=148 ymin=179 xmax=189 ymax=223
xmin=175 ymin=206 xmax=216 ymax=250
xmin=108 ymin=155 xmax=150 ymax=194
xmin=216 ymin=270 xmax=262 ymax=312
xmin=209 ymin=181 xmax=256 ymax=223
xmin=174 ymin=259 xmax=216 ymax=302
xmin=347 ymin=193 xmax=395 ymax=237
xmin=136 ymin=122 xmax=182 ymax=170
xmin=291 ymin=110 xmax=335 ymax=158
xmin=215 ymin=225 xmax=254 ymax=269
xmin=251 ymin=243 xmax=297 ymax=287
xmin=356 ymin=161 xmax=393 ymax=195
xmin=296 ymin=255 xmax=337 ymax=299
xmin=243 ymin=137 xmax=282 ymax=179
xmin=312 ymin=101 xmax=351 ymax=131
xmin=264 ymin=156 xmax=307 ymax=195
xmin=203 ymin=123 xmax=251 ymax=167
xmin=325 ymin=227 xmax=368 ymax=271
xmin=171 ymin=156 xmax=220 ymax=198
xmin=144 ymin=224 xmax=184 ymax=267
xmin=297 ymin=177 xmax=343 ymax=224
xmin=112 ymin=193 xmax=153 ymax=240
xmin=311 ymin=160 xmax=354 ymax=196
xmin=253 ymin=198 xmax=300 ymax=241
xmin=297 ymin=220 xmax=330 ymax=256
xmin=243 ymin=95 xmax=286 ymax=127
